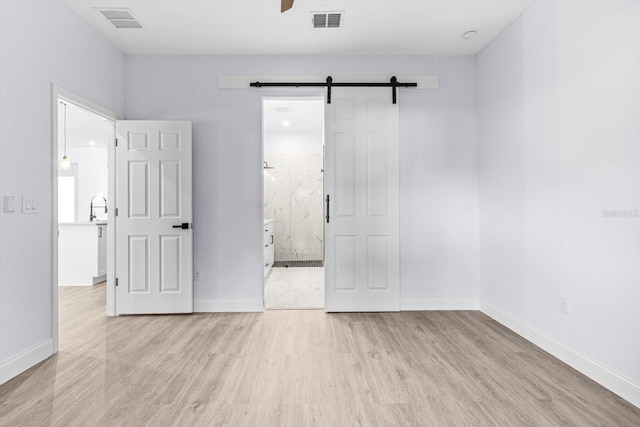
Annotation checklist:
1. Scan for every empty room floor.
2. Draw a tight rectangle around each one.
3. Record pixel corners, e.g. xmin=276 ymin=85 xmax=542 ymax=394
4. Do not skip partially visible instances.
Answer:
xmin=1 ymin=285 xmax=639 ymax=426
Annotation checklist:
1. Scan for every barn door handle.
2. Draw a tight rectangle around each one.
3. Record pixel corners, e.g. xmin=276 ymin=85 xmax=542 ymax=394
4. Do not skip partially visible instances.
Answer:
xmin=326 ymin=195 xmax=330 ymax=223
xmin=173 ymin=223 xmax=190 ymax=229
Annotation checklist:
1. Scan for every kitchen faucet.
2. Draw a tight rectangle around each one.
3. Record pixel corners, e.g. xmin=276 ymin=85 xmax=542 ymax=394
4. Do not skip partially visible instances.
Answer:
xmin=89 ymin=194 xmax=107 ymax=221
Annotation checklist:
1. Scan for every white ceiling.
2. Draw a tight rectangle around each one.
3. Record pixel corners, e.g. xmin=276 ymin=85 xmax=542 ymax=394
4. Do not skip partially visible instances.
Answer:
xmin=59 ymin=102 xmax=110 ymax=149
xmin=264 ymin=98 xmax=324 ymax=132
xmin=63 ymin=0 xmax=533 ymax=55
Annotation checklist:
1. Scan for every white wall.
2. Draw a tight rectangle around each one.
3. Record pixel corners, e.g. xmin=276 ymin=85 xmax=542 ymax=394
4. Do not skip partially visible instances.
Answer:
xmin=124 ymin=55 xmax=479 ymax=306
xmin=0 ymin=0 xmax=124 ymax=374
xmin=478 ymin=0 xmax=640 ymax=394
xmin=264 ymin=130 xmax=323 ymax=155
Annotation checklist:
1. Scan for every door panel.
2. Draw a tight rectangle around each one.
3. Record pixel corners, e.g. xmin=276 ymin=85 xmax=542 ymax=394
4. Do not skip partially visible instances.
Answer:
xmin=160 ymin=161 xmax=181 ymax=217
xmin=115 ymin=121 xmax=193 ymax=314
xmin=334 ymin=235 xmax=357 ymax=291
xmin=366 ymin=133 xmax=389 ymax=216
xmin=325 ymin=88 xmax=399 ymax=312
xmin=128 ymin=235 xmax=149 ymax=293
xmin=367 ymin=235 xmax=389 ymax=290
xmin=128 ymin=161 xmax=149 ymax=217
xmin=334 ymin=133 xmax=356 ymax=217
xmin=160 ymin=235 xmax=181 ymax=292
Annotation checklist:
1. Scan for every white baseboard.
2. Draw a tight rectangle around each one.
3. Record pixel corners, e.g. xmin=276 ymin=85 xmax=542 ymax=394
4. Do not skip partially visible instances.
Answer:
xmin=195 ymin=298 xmax=479 ymax=312
xmin=401 ymin=298 xmax=479 ymax=311
xmin=480 ymin=300 xmax=640 ymax=409
xmin=194 ymin=299 xmax=264 ymax=313
xmin=0 ymin=339 xmax=54 ymax=385
xmin=58 ymin=283 xmax=94 ymax=287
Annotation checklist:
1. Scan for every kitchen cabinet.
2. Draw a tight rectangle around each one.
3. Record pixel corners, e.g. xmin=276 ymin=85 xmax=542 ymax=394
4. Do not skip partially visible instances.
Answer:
xmin=58 ymin=222 xmax=107 ymax=286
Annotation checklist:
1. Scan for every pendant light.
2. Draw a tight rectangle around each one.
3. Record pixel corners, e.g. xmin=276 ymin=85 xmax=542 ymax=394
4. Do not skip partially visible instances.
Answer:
xmin=59 ymin=101 xmax=71 ymax=171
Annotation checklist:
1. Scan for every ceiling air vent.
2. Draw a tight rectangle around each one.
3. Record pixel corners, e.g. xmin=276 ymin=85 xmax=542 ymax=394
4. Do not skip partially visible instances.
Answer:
xmin=327 ymin=14 xmax=341 ymax=28
xmin=312 ymin=12 xmax=344 ymax=29
xmin=98 ymin=8 xmax=142 ymax=29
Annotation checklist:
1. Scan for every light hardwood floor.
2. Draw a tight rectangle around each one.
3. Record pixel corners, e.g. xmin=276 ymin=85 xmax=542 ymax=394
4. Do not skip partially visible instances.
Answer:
xmin=1 ymin=284 xmax=639 ymax=426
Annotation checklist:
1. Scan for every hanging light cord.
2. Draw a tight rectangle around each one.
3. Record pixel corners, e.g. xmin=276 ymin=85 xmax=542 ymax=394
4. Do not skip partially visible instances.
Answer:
xmin=62 ymin=102 xmax=67 ymax=159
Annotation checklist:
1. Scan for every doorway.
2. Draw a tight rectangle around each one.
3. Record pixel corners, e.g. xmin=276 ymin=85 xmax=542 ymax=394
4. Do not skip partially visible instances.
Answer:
xmin=53 ymin=97 xmax=194 ymax=332
xmin=262 ymin=98 xmax=325 ymax=309
xmin=57 ymin=101 xmax=111 ymax=287
xmin=52 ymin=87 xmax=119 ymax=352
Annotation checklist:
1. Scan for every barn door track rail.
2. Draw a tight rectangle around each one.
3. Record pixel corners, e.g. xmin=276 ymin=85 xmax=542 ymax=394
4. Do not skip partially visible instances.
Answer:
xmin=250 ymin=76 xmax=417 ymax=104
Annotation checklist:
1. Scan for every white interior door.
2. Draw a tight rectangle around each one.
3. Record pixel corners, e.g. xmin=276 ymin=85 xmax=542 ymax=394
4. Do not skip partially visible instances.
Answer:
xmin=115 ymin=121 xmax=193 ymax=314
xmin=324 ymin=88 xmax=400 ymax=311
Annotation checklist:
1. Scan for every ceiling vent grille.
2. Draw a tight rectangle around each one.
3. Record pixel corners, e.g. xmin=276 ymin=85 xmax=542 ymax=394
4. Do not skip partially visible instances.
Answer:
xmin=100 ymin=10 xmax=133 ymax=20
xmin=98 ymin=8 xmax=142 ymax=29
xmin=327 ymin=14 xmax=341 ymax=28
xmin=110 ymin=20 xmax=143 ymax=29
xmin=312 ymin=12 xmax=344 ymax=29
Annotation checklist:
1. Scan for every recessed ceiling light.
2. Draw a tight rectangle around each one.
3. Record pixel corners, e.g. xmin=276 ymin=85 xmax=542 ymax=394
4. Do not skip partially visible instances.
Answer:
xmin=282 ymin=120 xmax=290 ymax=127
xmin=463 ymin=30 xmax=478 ymax=40
xmin=88 ymin=140 xmax=96 ymax=146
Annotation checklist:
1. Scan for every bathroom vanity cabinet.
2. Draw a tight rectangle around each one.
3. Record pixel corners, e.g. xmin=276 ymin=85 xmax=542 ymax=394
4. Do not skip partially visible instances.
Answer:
xmin=58 ymin=221 xmax=107 ymax=286
xmin=264 ymin=219 xmax=275 ymax=277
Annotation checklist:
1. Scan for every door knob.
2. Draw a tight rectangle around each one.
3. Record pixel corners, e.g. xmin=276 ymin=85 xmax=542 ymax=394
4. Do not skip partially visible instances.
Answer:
xmin=172 ymin=223 xmax=190 ymax=229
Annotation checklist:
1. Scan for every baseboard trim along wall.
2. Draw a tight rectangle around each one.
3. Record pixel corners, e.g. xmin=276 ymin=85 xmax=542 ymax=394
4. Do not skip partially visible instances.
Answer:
xmin=480 ymin=300 xmax=640 ymax=409
xmin=400 ymin=298 xmax=480 ymax=311
xmin=194 ymin=299 xmax=265 ymax=313
xmin=0 ymin=338 xmax=54 ymax=385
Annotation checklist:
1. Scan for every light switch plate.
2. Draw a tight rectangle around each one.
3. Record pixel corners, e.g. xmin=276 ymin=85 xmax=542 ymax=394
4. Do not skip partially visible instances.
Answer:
xmin=21 ymin=197 xmax=38 ymax=214
xmin=3 ymin=195 xmax=15 ymax=213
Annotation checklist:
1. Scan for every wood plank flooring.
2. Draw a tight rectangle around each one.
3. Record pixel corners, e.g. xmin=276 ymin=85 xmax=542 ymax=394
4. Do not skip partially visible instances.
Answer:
xmin=1 ymin=284 xmax=639 ymax=426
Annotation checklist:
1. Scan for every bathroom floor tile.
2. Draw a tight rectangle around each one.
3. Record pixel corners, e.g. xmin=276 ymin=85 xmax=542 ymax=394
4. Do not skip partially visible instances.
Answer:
xmin=264 ymin=267 xmax=324 ymax=309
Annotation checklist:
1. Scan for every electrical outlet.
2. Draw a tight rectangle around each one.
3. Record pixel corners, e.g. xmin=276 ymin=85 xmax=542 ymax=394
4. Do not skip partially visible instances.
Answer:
xmin=560 ymin=297 xmax=569 ymax=315
xmin=194 ymin=271 xmax=201 ymax=281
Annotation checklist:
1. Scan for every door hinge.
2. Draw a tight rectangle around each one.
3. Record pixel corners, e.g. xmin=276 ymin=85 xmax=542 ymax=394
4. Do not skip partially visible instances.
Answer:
xmin=115 ymin=138 xmax=118 ymax=147
xmin=115 ymin=277 xmax=119 ymax=287
xmin=115 ymin=208 xmax=118 ymax=217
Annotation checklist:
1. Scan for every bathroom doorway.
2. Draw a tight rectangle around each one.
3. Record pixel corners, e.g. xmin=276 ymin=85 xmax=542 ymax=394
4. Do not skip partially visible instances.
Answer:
xmin=262 ymin=97 xmax=325 ymax=309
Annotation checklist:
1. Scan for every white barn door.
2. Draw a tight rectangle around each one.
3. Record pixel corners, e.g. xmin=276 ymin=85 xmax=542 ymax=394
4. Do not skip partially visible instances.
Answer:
xmin=115 ymin=121 xmax=193 ymax=314
xmin=324 ymin=88 xmax=400 ymax=312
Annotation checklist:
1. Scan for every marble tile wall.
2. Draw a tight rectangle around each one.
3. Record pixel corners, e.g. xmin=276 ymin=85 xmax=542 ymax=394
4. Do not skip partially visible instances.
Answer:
xmin=264 ymin=154 xmax=324 ymax=261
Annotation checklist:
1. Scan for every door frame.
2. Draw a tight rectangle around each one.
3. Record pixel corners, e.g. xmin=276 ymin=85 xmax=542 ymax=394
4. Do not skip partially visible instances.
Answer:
xmin=51 ymin=85 xmax=121 ymax=352
xmin=260 ymin=95 xmax=325 ymax=308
